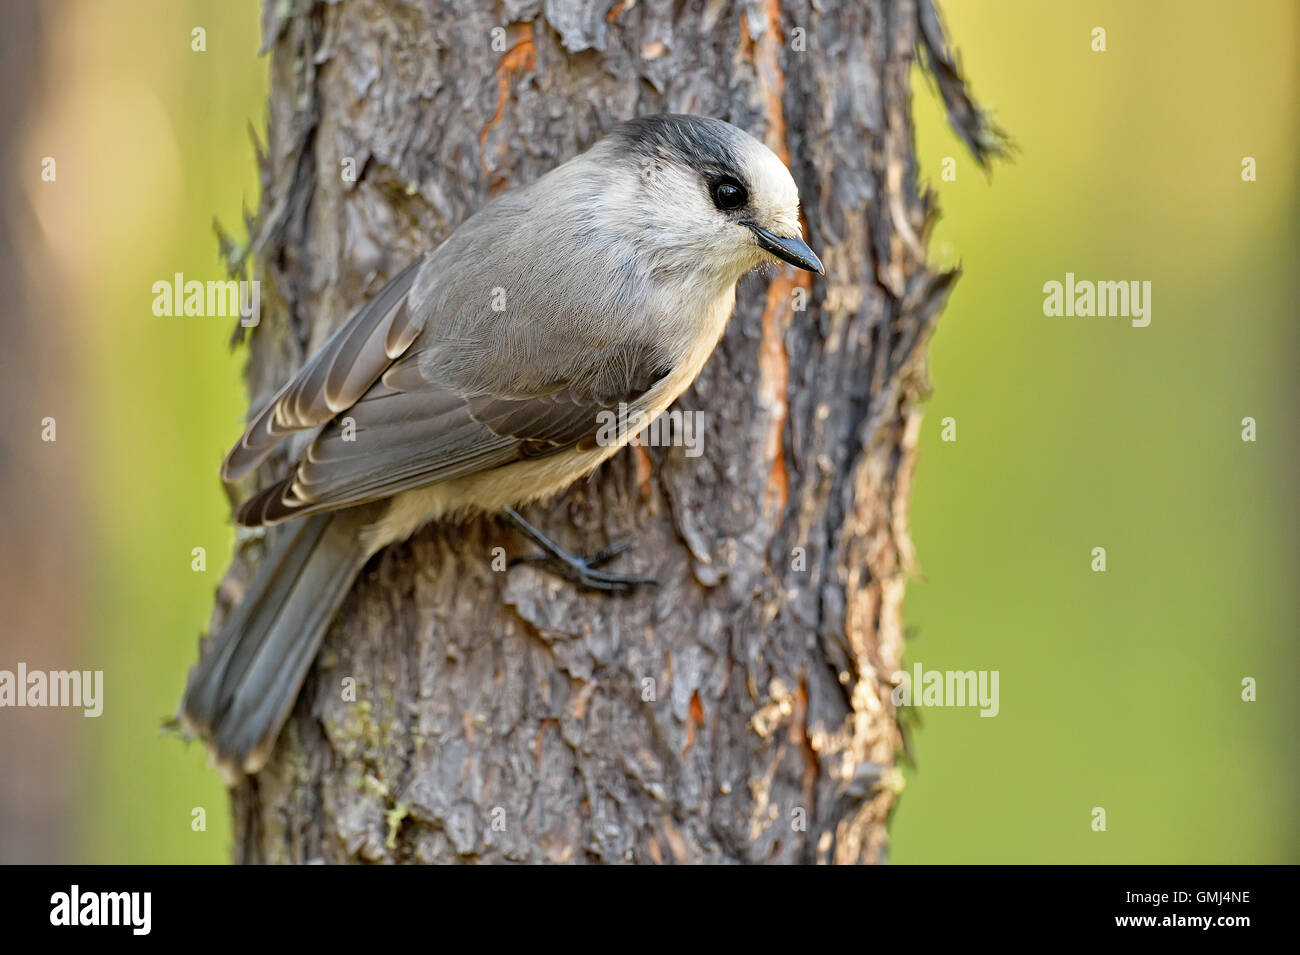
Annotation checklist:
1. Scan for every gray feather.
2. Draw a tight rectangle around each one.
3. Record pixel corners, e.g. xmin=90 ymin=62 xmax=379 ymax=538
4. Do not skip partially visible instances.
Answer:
xmin=221 ymin=260 xmax=423 ymax=480
xmin=180 ymin=508 xmax=380 ymax=775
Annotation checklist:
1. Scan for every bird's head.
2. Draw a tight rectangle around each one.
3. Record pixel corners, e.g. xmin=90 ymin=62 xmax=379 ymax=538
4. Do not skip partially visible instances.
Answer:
xmin=595 ymin=114 xmax=823 ymax=284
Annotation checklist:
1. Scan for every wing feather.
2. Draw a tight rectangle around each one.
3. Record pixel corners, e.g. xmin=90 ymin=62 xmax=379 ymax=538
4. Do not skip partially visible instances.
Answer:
xmin=235 ymin=350 xmax=669 ymax=527
xmin=222 ymin=260 xmax=424 ymax=480
xmin=227 ymin=184 xmax=684 ymax=528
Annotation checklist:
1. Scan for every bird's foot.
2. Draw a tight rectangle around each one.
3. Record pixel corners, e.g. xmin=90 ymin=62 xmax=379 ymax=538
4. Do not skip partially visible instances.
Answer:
xmin=504 ymin=508 xmax=658 ymax=593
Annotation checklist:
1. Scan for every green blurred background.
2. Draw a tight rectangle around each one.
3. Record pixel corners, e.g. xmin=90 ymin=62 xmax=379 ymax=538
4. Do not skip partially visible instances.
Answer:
xmin=895 ymin=2 xmax=1298 ymax=862
xmin=4 ymin=0 xmax=1295 ymax=863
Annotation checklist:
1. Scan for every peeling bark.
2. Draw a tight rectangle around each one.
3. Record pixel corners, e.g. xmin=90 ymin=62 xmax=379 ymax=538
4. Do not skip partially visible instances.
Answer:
xmin=223 ymin=0 xmax=996 ymax=864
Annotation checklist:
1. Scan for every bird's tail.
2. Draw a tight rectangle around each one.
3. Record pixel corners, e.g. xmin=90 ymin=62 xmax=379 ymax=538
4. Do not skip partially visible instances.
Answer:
xmin=180 ymin=509 xmax=373 ymax=782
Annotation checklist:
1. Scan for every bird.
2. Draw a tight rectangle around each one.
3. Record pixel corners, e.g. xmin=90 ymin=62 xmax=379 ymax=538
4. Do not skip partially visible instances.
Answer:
xmin=180 ymin=113 xmax=823 ymax=781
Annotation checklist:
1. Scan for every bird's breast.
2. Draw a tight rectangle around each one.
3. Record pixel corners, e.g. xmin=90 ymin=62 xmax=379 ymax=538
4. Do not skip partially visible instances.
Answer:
xmin=639 ymin=283 xmax=737 ymax=417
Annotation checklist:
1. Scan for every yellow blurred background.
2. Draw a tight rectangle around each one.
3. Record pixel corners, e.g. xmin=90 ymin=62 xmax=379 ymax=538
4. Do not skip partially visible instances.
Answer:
xmin=0 ymin=0 xmax=1294 ymax=863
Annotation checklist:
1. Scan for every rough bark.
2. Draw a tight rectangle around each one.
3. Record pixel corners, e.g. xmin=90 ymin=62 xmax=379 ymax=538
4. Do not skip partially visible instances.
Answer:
xmin=223 ymin=0 xmax=1000 ymax=864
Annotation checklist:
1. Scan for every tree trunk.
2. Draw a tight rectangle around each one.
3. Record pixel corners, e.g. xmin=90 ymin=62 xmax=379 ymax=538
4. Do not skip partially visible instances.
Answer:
xmin=225 ymin=0 xmax=999 ymax=864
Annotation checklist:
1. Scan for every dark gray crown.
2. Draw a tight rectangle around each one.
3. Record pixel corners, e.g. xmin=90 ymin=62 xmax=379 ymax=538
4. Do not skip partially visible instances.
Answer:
xmin=608 ymin=114 xmax=748 ymax=182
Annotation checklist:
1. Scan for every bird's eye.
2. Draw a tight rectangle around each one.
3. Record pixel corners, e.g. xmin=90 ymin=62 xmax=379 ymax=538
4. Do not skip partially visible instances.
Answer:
xmin=711 ymin=177 xmax=748 ymax=211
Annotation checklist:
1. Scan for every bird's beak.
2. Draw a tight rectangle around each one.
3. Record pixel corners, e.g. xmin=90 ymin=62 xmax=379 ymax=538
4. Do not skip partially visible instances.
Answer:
xmin=746 ymin=223 xmax=824 ymax=275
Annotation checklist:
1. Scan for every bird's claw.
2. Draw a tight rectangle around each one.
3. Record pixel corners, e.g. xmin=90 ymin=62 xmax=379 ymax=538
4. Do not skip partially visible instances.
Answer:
xmin=514 ymin=541 xmax=657 ymax=593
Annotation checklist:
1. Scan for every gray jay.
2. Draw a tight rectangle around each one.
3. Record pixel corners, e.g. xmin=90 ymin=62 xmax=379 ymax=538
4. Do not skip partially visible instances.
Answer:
xmin=180 ymin=114 xmax=823 ymax=779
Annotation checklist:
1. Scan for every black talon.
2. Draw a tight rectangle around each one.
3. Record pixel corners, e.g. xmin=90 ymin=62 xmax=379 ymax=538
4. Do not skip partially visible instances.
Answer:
xmin=503 ymin=507 xmax=658 ymax=593
xmin=584 ymin=539 xmax=632 ymax=567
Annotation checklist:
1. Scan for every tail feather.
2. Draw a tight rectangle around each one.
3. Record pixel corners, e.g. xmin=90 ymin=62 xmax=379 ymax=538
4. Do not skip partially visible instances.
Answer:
xmin=180 ymin=509 xmax=374 ymax=780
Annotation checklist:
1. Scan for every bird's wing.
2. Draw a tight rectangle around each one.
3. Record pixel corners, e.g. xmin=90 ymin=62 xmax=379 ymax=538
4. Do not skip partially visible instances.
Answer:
xmin=222 ymin=259 xmax=425 ymax=481
xmin=236 ymin=337 xmax=670 ymax=527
